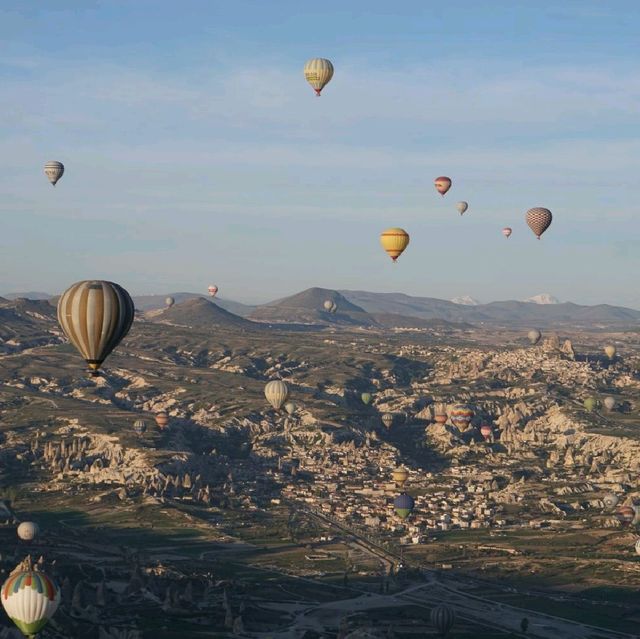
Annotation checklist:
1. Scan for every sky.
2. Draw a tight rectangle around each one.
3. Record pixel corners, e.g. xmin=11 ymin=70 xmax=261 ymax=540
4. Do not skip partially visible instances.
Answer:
xmin=1 ymin=0 xmax=639 ymax=307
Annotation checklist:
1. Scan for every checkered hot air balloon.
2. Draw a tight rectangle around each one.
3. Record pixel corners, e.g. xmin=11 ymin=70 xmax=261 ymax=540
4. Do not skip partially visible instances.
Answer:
xmin=525 ymin=207 xmax=552 ymax=239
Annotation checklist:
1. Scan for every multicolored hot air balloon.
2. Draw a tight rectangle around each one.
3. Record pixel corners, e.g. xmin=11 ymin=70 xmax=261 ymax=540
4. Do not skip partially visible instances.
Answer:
xmin=265 ymin=380 xmax=289 ymax=410
xmin=480 ymin=424 xmax=493 ymax=441
xmin=155 ymin=412 xmax=169 ymax=429
xmin=361 ymin=392 xmax=373 ymax=406
xmin=393 ymin=493 xmax=415 ymax=520
xmin=526 ymin=207 xmax=552 ymax=239
xmin=16 ymin=522 xmax=39 ymax=542
xmin=603 ymin=493 xmax=619 ymax=510
xmin=450 ymin=405 xmax=474 ymax=430
xmin=207 ymin=285 xmax=218 ymax=298
xmin=392 ymin=467 xmax=409 ymax=489
xmin=604 ymin=396 xmax=616 ymax=411
xmin=527 ymin=329 xmax=542 ymax=345
xmin=57 ymin=280 xmax=135 ymax=376
xmin=616 ymin=505 xmax=636 ymax=527
xmin=430 ymin=604 xmax=455 ymax=637
xmin=380 ymin=228 xmax=410 ymax=262
xmin=133 ymin=419 xmax=147 ymax=434
xmin=44 ymin=161 xmax=64 ymax=186
xmin=1 ymin=563 xmax=60 ymax=638
xmin=455 ymin=201 xmax=468 ymax=215
xmin=502 ymin=227 xmax=512 ymax=238
xmin=583 ymin=397 xmax=597 ymax=412
xmin=604 ymin=345 xmax=617 ymax=360
xmin=381 ymin=413 xmax=394 ymax=429
xmin=434 ymin=176 xmax=452 ymax=197
xmin=165 ymin=296 xmax=175 ymax=308
xmin=303 ymin=58 xmax=334 ymax=96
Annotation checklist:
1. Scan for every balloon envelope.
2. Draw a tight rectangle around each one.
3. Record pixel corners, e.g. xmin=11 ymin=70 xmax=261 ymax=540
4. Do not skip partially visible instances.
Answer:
xmin=502 ymin=227 xmax=512 ymax=238
xmin=381 ymin=413 xmax=394 ymax=429
xmin=603 ymin=493 xmax=619 ymax=510
xmin=165 ymin=296 xmax=175 ymax=308
xmin=583 ymin=397 xmax=597 ymax=412
xmin=133 ymin=419 xmax=147 ymax=434
xmin=284 ymin=401 xmax=296 ymax=416
xmin=57 ymin=280 xmax=135 ymax=375
xmin=303 ymin=58 xmax=334 ymax=95
xmin=616 ymin=506 xmax=635 ymax=527
xmin=450 ymin=404 xmax=474 ymax=429
xmin=434 ymin=176 xmax=452 ymax=196
xmin=604 ymin=345 xmax=617 ymax=360
xmin=527 ymin=329 xmax=542 ymax=345
xmin=380 ymin=228 xmax=410 ymax=262
xmin=455 ymin=201 xmax=468 ymax=215
xmin=265 ymin=380 xmax=289 ymax=410
xmin=430 ymin=604 xmax=455 ymax=636
xmin=361 ymin=392 xmax=372 ymax=405
xmin=208 ymin=285 xmax=218 ymax=297
xmin=17 ymin=522 xmax=39 ymax=541
xmin=526 ymin=207 xmax=552 ymax=239
xmin=393 ymin=493 xmax=415 ymax=519
xmin=44 ymin=160 xmax=64 ymax=186
xmin=392 ymin=467 xmax=409 ymax=488
xmin=604 ymin=396 xmax=616 ymax=411
xmin=480 ymin=424 xmax=492 ymax=440
xmin=155 ymin=412 xmax=169 ymax=428
xmin=323 ymin=300 xmax=333 ymax=311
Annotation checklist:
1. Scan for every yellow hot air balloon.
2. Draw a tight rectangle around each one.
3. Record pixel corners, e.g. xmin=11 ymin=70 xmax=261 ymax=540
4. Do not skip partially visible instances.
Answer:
xmin=380 ymin=228 xmax=409 ymax=262
xmin=392 ymin=467 xmax=409 ymax=489
xmin=303 ymin=58 xmax=334 ymax=96
xmin=604 ymin=345 xmax=617 ymax=360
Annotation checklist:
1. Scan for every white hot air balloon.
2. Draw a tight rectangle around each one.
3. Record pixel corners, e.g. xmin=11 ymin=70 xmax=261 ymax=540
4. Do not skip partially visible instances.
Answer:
xmin=44 ymin=161 xmax=64 ymax=186
xmin=265 ymin=380 xmax=289 ymax=410
xmin=635 ymin=539 xmax=640 ymax=556
xmin=17 ymin=522 xmax=39 ymax=542
xmin=303 ymin=58 xmax=334 ymax=96
xmin=323 ymin=300 xmax=333 ymax=311
xmin=604 ymin=396 xmax=616 ymax=411
xmin=455 ymin=201 xmax=468 ymax=215
xmin=208 ymin=285 xmax=218 ymax=298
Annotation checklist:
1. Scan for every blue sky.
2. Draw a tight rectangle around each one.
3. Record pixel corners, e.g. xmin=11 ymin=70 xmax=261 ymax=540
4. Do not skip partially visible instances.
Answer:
xmin=1 ymin=1 xmax=639 ymax=306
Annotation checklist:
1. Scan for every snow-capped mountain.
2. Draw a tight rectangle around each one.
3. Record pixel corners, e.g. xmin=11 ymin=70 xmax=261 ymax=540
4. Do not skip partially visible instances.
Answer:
xmin=451 ymin=295 xmax=481 ymax=306
xmin=525 ymin=293 xmax=560 ymax=305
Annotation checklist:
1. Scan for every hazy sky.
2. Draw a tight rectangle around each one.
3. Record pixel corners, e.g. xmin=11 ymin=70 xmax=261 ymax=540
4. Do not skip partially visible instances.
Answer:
xmin=1 ymin=1 xmax=639 ymax=306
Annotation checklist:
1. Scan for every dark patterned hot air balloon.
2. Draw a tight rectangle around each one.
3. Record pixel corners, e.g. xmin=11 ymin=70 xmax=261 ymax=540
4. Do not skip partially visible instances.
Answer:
xmin=526 ymin=207 xmax=552 ymax=239
xmin=434 ymin=176 xmax=452 ymax=196
xmin=57 ymin=280 xmax=135 ymax=376
xmin=393 ymin=493 xmax=415 ymax=520
xmin=450 ymin=405 xmax=474 ymax=430
xmin=430 ymin=604 xmax=455 ymax=636
xmin=382 ymin=413 xmax=394 ymax=429
xmin=44 ymin=160 xmax=64 ymax=186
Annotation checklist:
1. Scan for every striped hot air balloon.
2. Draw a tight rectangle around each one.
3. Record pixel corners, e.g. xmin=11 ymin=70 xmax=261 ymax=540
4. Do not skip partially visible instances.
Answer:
xmin=133 ymin=419 xmax=147 ymax=434
xmin=502 ymin=227 xmax=512 ymax=238
xmin=44 ymin=160 xmax=64 ymax=186
xmin=381 ymin=413 xmax=394 ymax=429
xmin=155 ymin=412 xmax=169 ymax=429
xmin=17 ymin=522 xmax=39 ymax=542
xmin=393 ymin=493 xmax=415 ymax=520
xmin=57 ymin=280 xmax=135 ymax=376
xmin=392 ymin=467 xmax=409 ymax=489
xmin=450 ymin=404 xmax=474 ymax=430
xmin=430 ymin=604 xmax=455 ymax=636
xmin=303 ymin=58 xmax=334 ymax=95
xmin=434 ymin=176 xmax=452 ymax=196
xmin=380 ymin=228 xmax=410 ymax=262
xmin=526 ymin=207 xmax=552 ymax=239
xmin=616 ymin=505 xmax=636 ymax=527
xmin=2 ymin=567 xmax=60 ymax=637
xmin=265 ymin=380 xmax=289 ymax=410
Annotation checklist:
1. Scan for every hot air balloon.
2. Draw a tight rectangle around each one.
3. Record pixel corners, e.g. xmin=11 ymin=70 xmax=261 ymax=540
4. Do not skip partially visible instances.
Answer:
xmin=434 ymin=177 xmax=452 ymax=197
xmin=323 ymin=300 xmax=333 ymax=311
xmin=526 ymin=207 xmax=552 ymax=239
xmin=44 ymin=161 xmax=64 ymax=186
xmin=208 ymin=285 xmax=218 ymax=298
xmin=480 ymin=424 xmax=492 ymax=441
xmin=604 ymin=345 xmax=617 ymax=360
xmin=265 ymin=380 xmax=289 ymax=410
xmin=616 ymin=505 xmax=636 ymax=527
xmin=1 ymin=562 xmax=60 ymax=638
xmin=604 ymin=396 xmax=616 ymax=411
xmin=455 ymin=201 xmax=468 ymax=215
xmin=393 ymin=493 xmax=415 ymax=520
xmin=330 ymin=302 xmax=338 ymax=313
xmin=603 ymin=493 xmax=618 ymax=510
xmin=57 ymin=280 xmax=135 ymax=376
xmin=635 ymin=539 xmax=640 ymax=556
xmin=284 ymin=402 xmax=296 ymax=416
xmin=502 ymin=227 xmax=512 ymax=238
xmin=165 ymin=296 xmax=175 ymax=308
xmin=584 ymin=397 xmax=597 ymax=412
xmin=527 ymin=329 xmax=542 ymax=345
xmin=381 ymin=413 xmax=394 ymax=429
xmin=17 ymin=522 xmax=39 ymax=542
xmin=155 ymin=412 xmax=169 ymax=429
xmin=303 ymin=58 xmax=334 ymax=96
xmin=133 ymin=419 xmax=147 ymax=434
xmin=361 ymin=392 xmax=372 ymax=406
xmin=430 ymin=604 xmax=455 ymax=637
xmin=380 ymin=228 xmax=410 ymax=262
xmin=392 ymin=467 xmax=409 ymax=489
xmin=434 ymin=412 xmax=447 ymax=425
xmin=450 ymin=405 xmax=474 ymax=430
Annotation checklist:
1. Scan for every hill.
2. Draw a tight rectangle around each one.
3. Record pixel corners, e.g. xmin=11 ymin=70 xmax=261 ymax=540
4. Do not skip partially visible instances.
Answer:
xmin=150 ymin=297 xmax=261 ymax=330
xmin=133 ymin=293 xmax=255 ymax=317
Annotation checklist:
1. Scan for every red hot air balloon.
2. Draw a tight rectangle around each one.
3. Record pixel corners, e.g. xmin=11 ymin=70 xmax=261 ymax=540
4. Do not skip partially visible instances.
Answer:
xmin=502 ymin=227 xmax=512 ymax=238
xmin=208 ymin=285 xmax=218 ymax=297
xmin=434 ymin=176 xmax=452 ymax=197
xmin=480 ymin=424 xmax=493 ymax=441
xmin=526 ymin=208 xmax=552 ymax=239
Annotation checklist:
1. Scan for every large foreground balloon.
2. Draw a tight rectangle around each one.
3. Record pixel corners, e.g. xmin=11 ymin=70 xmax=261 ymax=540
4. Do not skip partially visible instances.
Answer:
xmin=2 ymin=564 xmax=60 ymax=637
xmin=434 ymin=176 xmax=452 ymax=196
xmin=208 ymin=285 xmax=218 ymax=298
xmin=17 ymin=522 xmax=39 ymax=542
xmin=455 ymin=201 xmax=468 ymax=215
xmin=44 ymin=161 xmax=64 ymax=186
xmin=526 ymin=207 xmax=552 ymax=239
xmin=380 ymin=228 xmax=410 ymax=262
xmin=450 ymin=405 xmax=474 ymax=430
xmin=393 ymin=493 xmax=415 ymax=519
xmin=502 ymin=227 xmax=512 ymax=238
xmin=57 ymin=280 xmax=135 ymax=376
xmin=265 ymin=380 xmax=289 ymax=410
xmin=604 ymin=345 xmax=617 ymax=360
xmin=392 ymin=467 xmax=409 ymax=489
xmin=527 ymin=329 xmax=542 ymax=345
xmin=303 ymin=58 xmax=334 ymax=96
xmin=430 ymin=604 xmax=455 ymax=636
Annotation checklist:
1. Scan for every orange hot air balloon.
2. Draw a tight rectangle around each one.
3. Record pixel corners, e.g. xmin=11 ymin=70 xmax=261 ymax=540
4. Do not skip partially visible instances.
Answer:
xmin=502 ymin=227 xmax=512 ymax=238
xmin=526 ymin=207 xmax=552 ymax=239
xmin=434 ymin=412 xmax=447 ymax=425
xmin=380 ymin=228 xmax=410 ymax=262
xmin=155 ymin=412 xmax=170 ymax=429
xmin=434 ymin=176 xmax=452 ymax=196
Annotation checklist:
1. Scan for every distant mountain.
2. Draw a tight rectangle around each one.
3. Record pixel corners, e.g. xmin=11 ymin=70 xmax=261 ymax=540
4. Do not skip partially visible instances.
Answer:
xmin=525 ymin=293 xmax=560 ymax=305
xmin=133 ymin=293 xmax=255 ymax=317
xmin=3 ymin=292 xmax=53 ymax=300
xmin=152 ymin=298 xmax=259 ymax=330
xmin=451 ymin=295 xmax=480 ymax=306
